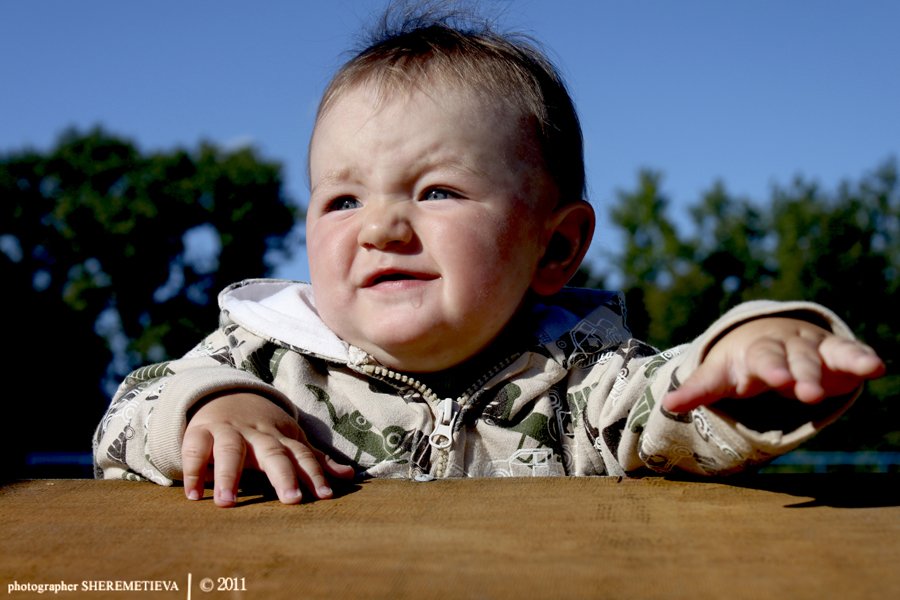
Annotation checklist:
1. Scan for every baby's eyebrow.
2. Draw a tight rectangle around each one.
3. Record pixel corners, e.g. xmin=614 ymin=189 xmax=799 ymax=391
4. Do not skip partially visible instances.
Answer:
xmin=310 ymin=156 xmax=493 ymax=197
xmin=310 ymin=168 xmax=356 ymax=195
xmin=413 ymin=154 xmax=489 ymax=180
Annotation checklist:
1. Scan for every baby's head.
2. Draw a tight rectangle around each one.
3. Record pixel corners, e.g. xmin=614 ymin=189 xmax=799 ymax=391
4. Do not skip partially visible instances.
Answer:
xmin=306 ymin=8 xmax=595 ymax=372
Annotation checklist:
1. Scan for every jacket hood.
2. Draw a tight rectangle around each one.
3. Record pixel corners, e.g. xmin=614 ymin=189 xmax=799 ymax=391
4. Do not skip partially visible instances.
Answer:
xmin=218 ymin=278 xmax=631 ymax=368
xmin=219 ymin=279 xmax=351 ymax=363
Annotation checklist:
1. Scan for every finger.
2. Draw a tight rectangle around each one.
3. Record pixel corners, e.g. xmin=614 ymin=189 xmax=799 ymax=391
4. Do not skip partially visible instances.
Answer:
xmin=181 ymin=427 xmax=214 ymax=501
xmin=819 ymin=337 xmax=887 ymax=378
xmin=284 ymin=428 xmax=355 ymax=499
xmin=782 ymin=335 xmax=830 ymax=403
xmin=663 ymin=361 xmax=735 ymax=413
xmin=246 ymin=435 xmax=304 ymax=505
xmin=210 ymin=429 xmax=247 ymax=508
xmin=286 ymin=440 xmax=337 ymax=500
xmin=309 ymin=448 xmax=357 ymax=496
xmin=322 ymin=453 xmax=357 ymax=480
xmin=742 ymin=337 xmax=794 ymax=392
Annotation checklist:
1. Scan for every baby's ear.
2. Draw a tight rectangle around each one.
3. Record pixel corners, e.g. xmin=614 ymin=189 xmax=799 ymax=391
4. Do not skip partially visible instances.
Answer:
xmin=531 ymin=200 xmax=595 ymax=296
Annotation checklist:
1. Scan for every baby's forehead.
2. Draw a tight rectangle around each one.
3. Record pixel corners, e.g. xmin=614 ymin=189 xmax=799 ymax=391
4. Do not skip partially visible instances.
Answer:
xmin=315 ymin=81 xmax=544 ymax=164
xmin=324 ymin=72 xmax=528 ymax=122
xmin=316 ymin=77 xmax=545 ymax=164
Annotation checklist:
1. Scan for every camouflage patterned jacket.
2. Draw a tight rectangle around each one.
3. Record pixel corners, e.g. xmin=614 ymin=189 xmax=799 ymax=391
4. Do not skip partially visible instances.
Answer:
xmin=93 ymin=279 xmax=858 ymax=485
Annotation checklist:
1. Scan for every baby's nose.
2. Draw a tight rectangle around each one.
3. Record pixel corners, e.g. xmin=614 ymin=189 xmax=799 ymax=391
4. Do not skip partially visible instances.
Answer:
xmin=357 ymin=203 xmax=414 ymax=250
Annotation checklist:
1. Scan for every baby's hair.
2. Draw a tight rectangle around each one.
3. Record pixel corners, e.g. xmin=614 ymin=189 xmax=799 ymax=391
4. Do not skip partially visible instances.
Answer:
xmin=315 ymin=0 xmax=586 ymax=204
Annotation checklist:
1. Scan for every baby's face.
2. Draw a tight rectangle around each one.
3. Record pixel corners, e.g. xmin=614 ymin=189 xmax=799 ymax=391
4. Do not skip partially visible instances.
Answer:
xmin=306 ymin=81 xmax=559 ymax=372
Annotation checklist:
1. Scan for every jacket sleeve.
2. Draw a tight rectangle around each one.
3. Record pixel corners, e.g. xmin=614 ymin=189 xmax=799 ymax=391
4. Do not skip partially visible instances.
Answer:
xmin=92 ymin=322 xmax=299 ymax=484
xmin=584 ymin=300 xmax=861 ymax=477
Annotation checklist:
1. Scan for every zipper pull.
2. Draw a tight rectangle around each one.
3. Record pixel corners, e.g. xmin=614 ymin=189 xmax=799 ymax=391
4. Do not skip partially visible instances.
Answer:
xmin=428 ymin=398 xmax=459 ymax=450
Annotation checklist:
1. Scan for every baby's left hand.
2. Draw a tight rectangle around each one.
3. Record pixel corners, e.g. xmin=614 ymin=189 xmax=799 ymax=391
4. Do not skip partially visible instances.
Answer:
xmin=663 ymin=317 xmax=886 ymax=413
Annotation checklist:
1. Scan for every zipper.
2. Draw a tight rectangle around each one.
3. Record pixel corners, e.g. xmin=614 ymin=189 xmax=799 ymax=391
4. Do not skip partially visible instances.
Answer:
xmin=361 ymin=364 xmax=441 ymax=405
xmin=429 ymin=398 xmax=459 ymax=450
xmin=360 ymin=352 xmax=522 ymax=478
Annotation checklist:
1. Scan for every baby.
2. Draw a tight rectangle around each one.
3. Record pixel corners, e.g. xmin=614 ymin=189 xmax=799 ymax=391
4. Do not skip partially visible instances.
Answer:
xmin=93 ymin=11 xmax=884 ymax=507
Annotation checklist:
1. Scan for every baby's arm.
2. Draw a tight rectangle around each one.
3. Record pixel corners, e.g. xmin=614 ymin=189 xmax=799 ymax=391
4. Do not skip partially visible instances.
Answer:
xmin=182 ymin=393 xmax=355 ymax=508
xmin=663 ymin=317 xmax=885 ymax=413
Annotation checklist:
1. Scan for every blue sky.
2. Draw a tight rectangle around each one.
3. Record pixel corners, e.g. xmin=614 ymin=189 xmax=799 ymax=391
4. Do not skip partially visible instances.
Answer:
xmin=3 ymin=0 xmax=898 ymax=282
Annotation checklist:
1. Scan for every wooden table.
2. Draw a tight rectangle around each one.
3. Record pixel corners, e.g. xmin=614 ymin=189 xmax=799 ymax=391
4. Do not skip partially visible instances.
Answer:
xmin=1 ymin=475 xmax=898 ymax=599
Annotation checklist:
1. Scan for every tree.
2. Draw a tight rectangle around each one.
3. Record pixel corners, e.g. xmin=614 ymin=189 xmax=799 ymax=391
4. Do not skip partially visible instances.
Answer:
xmin=0 ymin=128 xmax=299 ymax=478
xmin=603 ymin=158 xmax=899 ymax=452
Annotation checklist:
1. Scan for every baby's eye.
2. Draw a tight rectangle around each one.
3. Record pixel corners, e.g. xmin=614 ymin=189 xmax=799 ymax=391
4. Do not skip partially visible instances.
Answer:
xmin=326 ymin=196 xmax=360 ymax=211
xmin=421 ymin=188 xmax=458 ymax=201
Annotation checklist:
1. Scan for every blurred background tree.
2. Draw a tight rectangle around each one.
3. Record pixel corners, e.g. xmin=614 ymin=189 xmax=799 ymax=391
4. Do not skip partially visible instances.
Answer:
xmin=2 ymin=127 xmax=896 ymax=478
xmin=1 ymin=128 xmax=298 ymax=478
xmin=595 ymin=158 xmax=899 ymax=454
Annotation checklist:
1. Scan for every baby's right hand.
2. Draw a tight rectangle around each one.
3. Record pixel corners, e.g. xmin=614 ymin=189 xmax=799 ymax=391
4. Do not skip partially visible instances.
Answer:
xmin=181 ymin=393 xmax=355 ymax=507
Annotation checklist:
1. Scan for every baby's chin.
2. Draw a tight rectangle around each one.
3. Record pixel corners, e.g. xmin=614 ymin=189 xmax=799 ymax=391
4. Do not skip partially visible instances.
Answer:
xmin=360 ymin=344 xmax=467 ymax=374
xmin=326 ymin=316 xmax=506 ymax=374
xmin=345 ymin=333 xmax=485 ymax=374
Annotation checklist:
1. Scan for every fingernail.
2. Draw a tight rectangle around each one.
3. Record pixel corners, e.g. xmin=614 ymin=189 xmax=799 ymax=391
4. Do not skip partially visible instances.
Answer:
xmin=187 ymin=489 xmax=201 ymax=501
xmin=317 ymin=485 xmax=333 ymax=498
xmin=218 ymin=490 xmax=235 ymax=504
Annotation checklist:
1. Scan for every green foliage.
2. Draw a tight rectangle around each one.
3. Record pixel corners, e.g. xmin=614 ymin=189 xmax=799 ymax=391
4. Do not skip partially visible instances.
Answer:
xmin=602 ymin=158 xmax=899 ymax=451
xmin=1 ymin=128 xmax=298 ymax=476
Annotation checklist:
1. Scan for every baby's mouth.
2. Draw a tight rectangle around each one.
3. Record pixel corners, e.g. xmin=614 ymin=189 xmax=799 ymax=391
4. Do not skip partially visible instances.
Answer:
xmin=375 ymin=273 xmax=416 ymax=284
xmin=364 ymin=270 xmax=438 ymax=287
